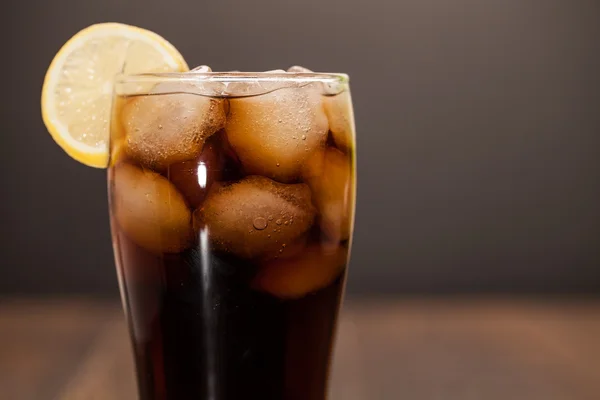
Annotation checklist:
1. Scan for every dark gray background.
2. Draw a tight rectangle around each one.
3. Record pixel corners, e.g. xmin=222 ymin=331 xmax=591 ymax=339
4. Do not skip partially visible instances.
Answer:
xmin=1 ymin=0 xmax=599 ymax=296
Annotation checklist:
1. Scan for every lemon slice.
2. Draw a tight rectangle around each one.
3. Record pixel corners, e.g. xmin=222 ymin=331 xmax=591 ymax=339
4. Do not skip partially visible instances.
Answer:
xmin=41 ymin=23 xmax=189 ymax=168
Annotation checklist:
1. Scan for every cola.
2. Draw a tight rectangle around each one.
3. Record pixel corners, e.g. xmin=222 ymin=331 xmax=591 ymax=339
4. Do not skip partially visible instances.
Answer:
xmin=108 ymin=71 xmax=356 ymax=400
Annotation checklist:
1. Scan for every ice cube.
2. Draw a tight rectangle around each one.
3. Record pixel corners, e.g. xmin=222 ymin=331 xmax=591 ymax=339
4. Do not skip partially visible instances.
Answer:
xmin=324 ymin=91 xmax=355 ymax=153
xmin=254 ymin=245 xmax=348 ymax=299
xmin=112 ymin=163 xmax=193 ymax=254
xmin=303 ymin=147 xmax=354 ymax=243
xmin=122 ymin=82 xmax=227 ymax=170
xmin=194 ymin=175 xmax=316 ymax=259
xmin=225 ymin=86 xmax=328 ymax=182
xmin=166 ymin=134 xmax=224 ymax=208
xmin=287 ymin=66 xmax=354 ymax=153
xmin=287 ymin=66 xmax=312 ymax=73
xmin=259 ymin=233 xmax=308 ymax=263
xmin=221 ymin=69 xmax=289 ymax=101
xmin=190 ymin=65 xmax=212 ymax=72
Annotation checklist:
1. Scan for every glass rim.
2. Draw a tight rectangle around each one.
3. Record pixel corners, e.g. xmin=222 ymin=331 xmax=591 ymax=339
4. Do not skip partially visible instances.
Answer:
xmin=115 ymin=71 xmax=349 ymax=85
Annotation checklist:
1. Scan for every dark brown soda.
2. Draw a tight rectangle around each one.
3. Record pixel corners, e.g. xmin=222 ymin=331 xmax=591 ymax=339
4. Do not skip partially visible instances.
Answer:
xmin=112 ymin=227 xmax=346 ymax=400
xmin=109 ymin=90 xmax=354 ymax=400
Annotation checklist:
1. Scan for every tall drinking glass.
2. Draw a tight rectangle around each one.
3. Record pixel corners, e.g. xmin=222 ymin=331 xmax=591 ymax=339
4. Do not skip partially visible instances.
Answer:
xmin=108 ymin=72 xmax=356 ymax=400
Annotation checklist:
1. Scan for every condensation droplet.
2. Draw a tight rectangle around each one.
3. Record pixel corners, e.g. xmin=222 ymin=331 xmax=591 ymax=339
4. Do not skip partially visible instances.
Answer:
xmin=275 ymin=219 xmax=282 ymax=225
xmin=301 ymin=135 xmax=306 ymax=140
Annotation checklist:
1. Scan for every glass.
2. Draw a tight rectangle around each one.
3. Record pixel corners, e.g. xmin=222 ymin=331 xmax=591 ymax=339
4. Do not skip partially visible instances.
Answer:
xmin=107 ymin=72 xmax=356 ymax=400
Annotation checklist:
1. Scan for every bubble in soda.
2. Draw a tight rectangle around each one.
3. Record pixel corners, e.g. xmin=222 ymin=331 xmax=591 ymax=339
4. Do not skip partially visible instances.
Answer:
xmin=194 ymin=175 xmax=316 ymax=259
xmin=112 ymin=163 xmax=193 ymax=254
xmin=254 ymin=245 xmax=347 ymax=299
xmin=303 ymin=147 xmax=353 ymax=243
xmin=122 ymin=82 xmax=227 ymax=170
xmin=225 ymin=84 xmax=328 ymax=183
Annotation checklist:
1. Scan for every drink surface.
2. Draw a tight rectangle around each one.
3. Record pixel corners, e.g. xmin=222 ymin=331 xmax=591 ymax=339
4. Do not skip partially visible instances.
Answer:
xmin=108 ymin=77 xmax=356 ymax=400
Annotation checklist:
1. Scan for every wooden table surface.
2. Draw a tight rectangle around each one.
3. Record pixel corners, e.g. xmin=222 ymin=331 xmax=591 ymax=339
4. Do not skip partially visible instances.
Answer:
xmin=1 ymin=297 xmax=600 ymax=400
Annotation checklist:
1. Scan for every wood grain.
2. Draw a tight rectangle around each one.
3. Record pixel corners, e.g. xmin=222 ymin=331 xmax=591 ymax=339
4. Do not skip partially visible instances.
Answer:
xmin=0 ymin=298 xmax=599 ymax=400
